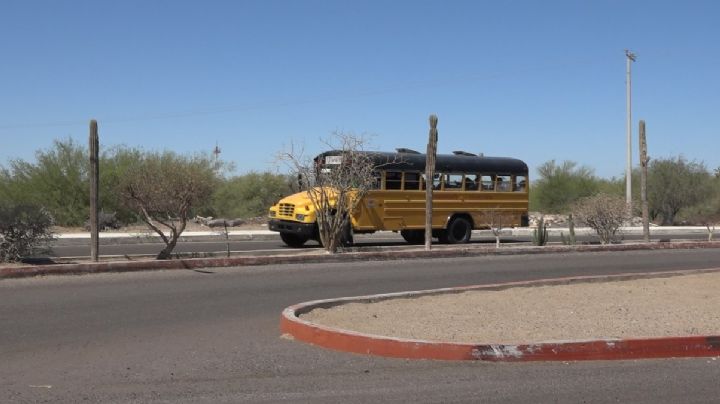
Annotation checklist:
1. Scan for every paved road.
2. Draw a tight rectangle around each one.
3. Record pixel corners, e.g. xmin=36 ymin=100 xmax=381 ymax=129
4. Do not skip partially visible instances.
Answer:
xmin=47 ymin=231 xmax=712 ymax=258
xmin=2 ymin=249 xmax=720 ymax=403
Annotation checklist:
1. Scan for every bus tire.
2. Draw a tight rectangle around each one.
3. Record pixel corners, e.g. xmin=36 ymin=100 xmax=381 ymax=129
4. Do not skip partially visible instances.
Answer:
xmin=400 ymin=230 xmax=424 ymax=244
xmin=280 ymin=233 xmax=309 ymax=248
xmin=440 ymin=216 xmax=472 ymax=244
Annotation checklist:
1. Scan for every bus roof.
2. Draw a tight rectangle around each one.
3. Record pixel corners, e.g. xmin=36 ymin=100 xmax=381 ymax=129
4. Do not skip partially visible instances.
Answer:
xmin=316 ymin=150 xmax=528 ymax=174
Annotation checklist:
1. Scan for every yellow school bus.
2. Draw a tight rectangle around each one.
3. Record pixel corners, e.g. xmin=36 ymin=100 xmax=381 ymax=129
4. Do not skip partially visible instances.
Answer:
xmin=268 ymin=148 xmax=529 ymax=247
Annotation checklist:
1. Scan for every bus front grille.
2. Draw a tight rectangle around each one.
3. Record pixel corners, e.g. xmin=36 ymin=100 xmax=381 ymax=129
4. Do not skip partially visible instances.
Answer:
xmin=278 ymin=203 xmax=295 ymax=217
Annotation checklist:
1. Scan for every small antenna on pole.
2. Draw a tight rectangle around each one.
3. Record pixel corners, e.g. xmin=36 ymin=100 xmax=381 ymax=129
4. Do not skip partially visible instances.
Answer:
xmin=213 ymin=141 xmax=221 ymax=170
xmin=625 ymin=49 xmax=636 ymax=62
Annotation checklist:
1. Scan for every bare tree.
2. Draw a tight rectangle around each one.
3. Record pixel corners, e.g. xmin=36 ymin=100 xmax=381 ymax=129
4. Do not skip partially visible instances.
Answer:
xmin=479 ymin=210 xmax=505 ymax=248
xmin=277 ymin=132 xmax=382 ymax=254
xmin=706 ymin=222 xmax=717 ymax=242
xmin=118 ymin=151 xmax=217 ymax=259
xmin=573 ymin=193 xmax=630 ymax=244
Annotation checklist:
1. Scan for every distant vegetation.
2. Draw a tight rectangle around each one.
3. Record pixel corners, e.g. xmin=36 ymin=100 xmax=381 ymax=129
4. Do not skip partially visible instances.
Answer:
xmin=211 ymin=172 xmax=294 ymax=220
xmin=530 ymin=157 xmax=720 ymax=225
xmin=0 ymin=139 xmax=294 ymax=228
xmin=1 ymin=139 xmax=718 ymax=230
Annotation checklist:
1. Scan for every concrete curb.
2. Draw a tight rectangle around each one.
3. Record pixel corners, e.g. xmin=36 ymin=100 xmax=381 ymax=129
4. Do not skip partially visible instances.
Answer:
xmin=50 ymin=226 xmax=716 ymax=246
xmin=280 ymin=268 xmax=720 ymax=361
xmin=3 ymin=240 xmax=720 ymax=280
xmin=53 ymin=230 xmax=278 ymax=245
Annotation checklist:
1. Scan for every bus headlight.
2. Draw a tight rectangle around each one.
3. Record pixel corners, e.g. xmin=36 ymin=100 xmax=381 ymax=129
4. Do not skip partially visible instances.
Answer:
xmin=269 ymin=210 xmax=276 ymax=218
xmin=295 ymin=214 xmax=305 ymax=221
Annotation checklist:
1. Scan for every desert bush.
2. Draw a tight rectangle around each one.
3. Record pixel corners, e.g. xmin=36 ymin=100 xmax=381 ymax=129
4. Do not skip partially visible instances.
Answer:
xmin=531 ymin=160 xmax=603 ymax=213
xmin=116 ymin=151 xmax=219 ymax=259
xmin=647 ymin=157 xmax=712 ymax=225
xmin=1 ymin=139 xmax=88 ymax=226
xmin=573 ymin=193 xmax=629 ymax=244
xmin=211 ymin=172 xmax=293 ymax=219
xmin=0 ymin=140 xmax=145 ymax=227
xmin=0 ymin=202 xmax=55 ymax=262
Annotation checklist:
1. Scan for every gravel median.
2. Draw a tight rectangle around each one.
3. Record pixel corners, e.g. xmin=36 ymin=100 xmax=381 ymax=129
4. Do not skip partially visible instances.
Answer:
xmin=301 ymin=272 xmax=720 ymax=344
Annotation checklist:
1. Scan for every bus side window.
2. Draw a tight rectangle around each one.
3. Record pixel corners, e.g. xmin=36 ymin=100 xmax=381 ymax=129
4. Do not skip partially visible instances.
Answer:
xmin=444 ymin=174 xmax=463 ymax=190
xmin=514 ymin=175 xmax=527 ymax=192
xmin=497 ymin=175 xmax=512 ymax=192
xmin=464 ymin=174 xmax=479 ymax=191
xmin=480 ymin=175 xmax=494 ymax=191
xmin=385 ymin=171 xmax=402 ymax=190
xmin=404 ymin=172 xmax=421 ymax=190
xmin=372 ymin=172 xmax=381 ymax=189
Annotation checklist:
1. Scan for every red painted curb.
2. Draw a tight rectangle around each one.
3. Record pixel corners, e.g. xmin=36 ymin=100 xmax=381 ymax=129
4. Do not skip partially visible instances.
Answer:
xmin=280 ymin=268 xmax=720 ymax=361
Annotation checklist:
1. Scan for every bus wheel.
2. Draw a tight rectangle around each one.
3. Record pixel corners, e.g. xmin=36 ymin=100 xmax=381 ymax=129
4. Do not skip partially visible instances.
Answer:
xmin=440 ymin=216 xmax=472 ymax=244
xmin=400 ymin=230 xmax=424 ymax=244
xmin=280 ymin=233 xmax=309 ymax=248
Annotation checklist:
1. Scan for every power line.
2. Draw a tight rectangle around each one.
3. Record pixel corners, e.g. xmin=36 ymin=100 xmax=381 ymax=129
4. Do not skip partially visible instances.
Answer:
xmin=0 ymin=58 xmax=606 ymax=130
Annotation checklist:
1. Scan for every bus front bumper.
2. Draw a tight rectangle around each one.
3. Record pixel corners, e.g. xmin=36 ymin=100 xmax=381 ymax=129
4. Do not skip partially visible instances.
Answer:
xmin=268 ymin=219 xmax=317 ymax=238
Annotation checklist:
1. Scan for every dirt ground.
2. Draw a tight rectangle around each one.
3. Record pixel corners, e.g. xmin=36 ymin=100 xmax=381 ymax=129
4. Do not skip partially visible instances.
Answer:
xmin=302 ymin=272 xmax=720 ymax=344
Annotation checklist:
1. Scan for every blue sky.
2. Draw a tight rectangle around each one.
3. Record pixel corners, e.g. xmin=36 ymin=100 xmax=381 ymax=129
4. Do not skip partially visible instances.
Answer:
xmin=1 ymin=0 xmax=718 ymax=179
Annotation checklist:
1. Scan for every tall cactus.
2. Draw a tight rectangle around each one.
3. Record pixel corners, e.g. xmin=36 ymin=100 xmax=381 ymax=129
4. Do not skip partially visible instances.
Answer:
xmin=89 ymin=120 xmax=99 ymax=261
xmin=532 ymin=216 xmax=548 ymax=246
xmin=424 ymin=114 xmax=438 ymax=251
xmin=561 ymin=214 xmax=577 ymax=245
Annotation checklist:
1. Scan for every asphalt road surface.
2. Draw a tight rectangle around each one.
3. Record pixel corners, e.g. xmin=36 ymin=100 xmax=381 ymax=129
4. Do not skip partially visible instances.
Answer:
xmin=2 ymin=249 xmax=720 ymax=403
xmin=47 ymin=231 xmax=712 ymax=258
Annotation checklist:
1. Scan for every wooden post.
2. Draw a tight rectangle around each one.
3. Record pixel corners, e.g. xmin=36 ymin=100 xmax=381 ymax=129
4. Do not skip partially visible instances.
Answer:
xmin=425 ymin=115 xmax=438 ymax=251
xmin=89 ymin=120 xmax=99 ymax=261
xmin=639 ymin=120 xmax=650 ymax=242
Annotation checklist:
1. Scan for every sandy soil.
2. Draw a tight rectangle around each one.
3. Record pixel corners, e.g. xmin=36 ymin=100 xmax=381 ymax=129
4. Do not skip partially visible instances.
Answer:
xmin=301 ymin=272 xmax=720 ymax=344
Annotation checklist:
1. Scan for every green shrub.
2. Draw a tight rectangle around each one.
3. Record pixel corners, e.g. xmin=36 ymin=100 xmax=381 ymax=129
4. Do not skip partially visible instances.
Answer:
xmin=211 ymin=172 xmax=293 ymax=219
xmin=647 ymin=157 xmax=713 ymax=225
xmin=531 ymin=160 xmax=602 ymax=213
xmin=2 ymin=139 xmax=89 ymax=226
xmin=0 ymin=202 xmax=55 ymax=262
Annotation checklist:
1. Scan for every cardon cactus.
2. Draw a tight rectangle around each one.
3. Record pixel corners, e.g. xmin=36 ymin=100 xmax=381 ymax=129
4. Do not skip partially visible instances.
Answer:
xmin=532 ymin=216 xmax=548 ymax=246
xmin=562 ymin=214 xmax=577 ymax=245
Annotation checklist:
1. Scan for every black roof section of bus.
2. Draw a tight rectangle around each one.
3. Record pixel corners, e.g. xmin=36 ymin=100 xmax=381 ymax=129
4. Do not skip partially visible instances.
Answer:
xmin=316 ymin=150 xmax=528 ymax=174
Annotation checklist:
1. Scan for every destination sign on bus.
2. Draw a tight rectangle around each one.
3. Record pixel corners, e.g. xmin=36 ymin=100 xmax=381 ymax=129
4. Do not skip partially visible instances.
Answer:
xmin=325 ymin=156 xmax=343 ymax=165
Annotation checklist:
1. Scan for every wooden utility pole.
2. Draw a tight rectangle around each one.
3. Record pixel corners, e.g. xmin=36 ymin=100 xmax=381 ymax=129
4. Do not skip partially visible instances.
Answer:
xmin=424 ymin=115 xmax=438 ymax=251
xmin=639 ymin=120 xmax=650 ymax=242
xmin=89 ymin=120 xmax=99 ymax=261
